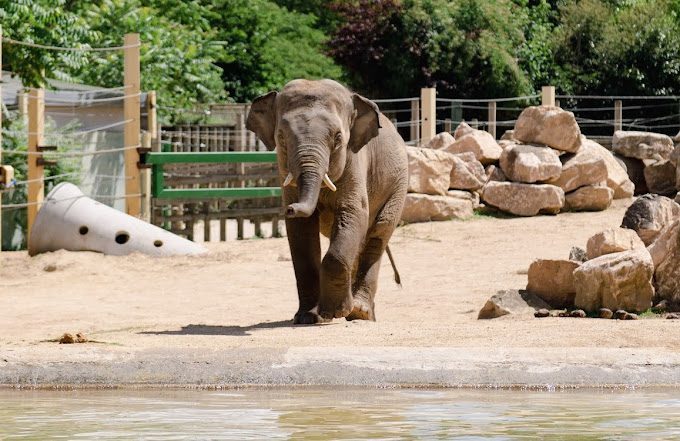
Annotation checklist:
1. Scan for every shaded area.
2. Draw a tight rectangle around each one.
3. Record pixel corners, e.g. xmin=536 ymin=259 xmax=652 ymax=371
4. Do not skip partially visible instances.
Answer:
xmin=139 ymin=320 xmax=296 ymax=337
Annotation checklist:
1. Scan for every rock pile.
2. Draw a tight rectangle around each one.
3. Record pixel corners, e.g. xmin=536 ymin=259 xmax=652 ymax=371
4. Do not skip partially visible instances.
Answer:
xmin=485 ymin=195 xmax=680 ymax=319
xmin=403 ymin=105 xmax=635 ymax=223
xmin=612 ymin=130 xmax=679 ymax=198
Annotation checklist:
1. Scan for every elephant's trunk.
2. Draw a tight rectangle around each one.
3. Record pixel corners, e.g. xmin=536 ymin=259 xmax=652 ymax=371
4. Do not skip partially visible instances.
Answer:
xmin=286 ymin=170 xmax=323 ymax=218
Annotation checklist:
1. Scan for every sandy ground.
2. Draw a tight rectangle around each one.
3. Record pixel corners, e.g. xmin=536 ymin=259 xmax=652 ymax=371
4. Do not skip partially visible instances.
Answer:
xmin=1 ymin=199 xmax=679 ymax=386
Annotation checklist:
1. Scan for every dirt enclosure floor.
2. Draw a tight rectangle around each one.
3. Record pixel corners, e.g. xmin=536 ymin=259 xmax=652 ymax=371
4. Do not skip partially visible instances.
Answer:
xmin=1 ymin=198 xmax=679 ymax=387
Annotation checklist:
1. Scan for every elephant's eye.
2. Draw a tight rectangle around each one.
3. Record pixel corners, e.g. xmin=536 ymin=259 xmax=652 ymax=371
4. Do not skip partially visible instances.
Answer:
xmin=333 ymin=132 xmax=343 ymax=149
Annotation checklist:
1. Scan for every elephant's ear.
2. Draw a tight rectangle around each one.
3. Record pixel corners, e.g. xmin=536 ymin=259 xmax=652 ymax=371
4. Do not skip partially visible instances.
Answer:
xmin=246 ymin=91 xmax=278 ymax=151
xmin=349 ymin=94 xmax=381 ymax=153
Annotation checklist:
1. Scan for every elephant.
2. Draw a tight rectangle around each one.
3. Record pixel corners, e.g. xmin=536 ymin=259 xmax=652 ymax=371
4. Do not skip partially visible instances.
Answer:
xmin=246 ymin=79 xmax=408 ymax=324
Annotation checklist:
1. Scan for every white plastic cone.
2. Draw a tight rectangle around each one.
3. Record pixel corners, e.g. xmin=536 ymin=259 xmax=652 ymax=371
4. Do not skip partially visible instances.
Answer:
xmin=28 ymin=182 xmax=207 ymax=257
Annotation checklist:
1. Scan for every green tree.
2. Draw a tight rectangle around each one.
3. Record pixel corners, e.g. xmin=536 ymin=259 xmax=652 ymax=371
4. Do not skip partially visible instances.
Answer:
xmin=0 ymin=0 xmax=96 ymax=87
xmin=208 ymin=0 xmax=343 ymax=101
xmin=329 ymin=0 xmax=532 ymax=99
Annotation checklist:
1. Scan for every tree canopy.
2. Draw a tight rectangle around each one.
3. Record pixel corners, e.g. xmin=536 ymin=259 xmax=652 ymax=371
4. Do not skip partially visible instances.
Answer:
xmin=2 ymin=0 xmax=680 ymax=104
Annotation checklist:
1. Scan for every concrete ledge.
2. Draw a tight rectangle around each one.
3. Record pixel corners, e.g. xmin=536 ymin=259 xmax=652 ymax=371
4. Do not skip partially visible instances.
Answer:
xmin=2 ymin=347 xmax=679 ymax=389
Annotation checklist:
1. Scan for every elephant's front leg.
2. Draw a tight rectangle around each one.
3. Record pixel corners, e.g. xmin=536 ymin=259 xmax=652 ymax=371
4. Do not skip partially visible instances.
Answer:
xmin=318 ymin=204 xmax=368 ymax=320
xmin=286 ymin=212 xmax=325 ymax=325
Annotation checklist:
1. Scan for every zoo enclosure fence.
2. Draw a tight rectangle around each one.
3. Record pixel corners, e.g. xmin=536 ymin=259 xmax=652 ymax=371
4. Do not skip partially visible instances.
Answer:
xmin=1 ymin=29 xmax=679 ymax=248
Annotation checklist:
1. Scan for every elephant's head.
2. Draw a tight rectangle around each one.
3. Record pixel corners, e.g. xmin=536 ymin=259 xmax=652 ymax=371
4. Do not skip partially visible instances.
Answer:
xmin=246 ymin=79 xmax=381 ymax=218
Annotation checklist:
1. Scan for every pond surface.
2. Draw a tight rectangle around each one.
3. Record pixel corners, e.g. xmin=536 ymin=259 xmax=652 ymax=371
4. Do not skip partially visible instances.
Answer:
xmin=0 ymin=388 xmax=679 ymax=440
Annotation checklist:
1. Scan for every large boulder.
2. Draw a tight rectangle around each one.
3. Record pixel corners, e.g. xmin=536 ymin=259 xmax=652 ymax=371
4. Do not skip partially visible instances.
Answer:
xmin=564 ymin=185 xmax=613 ymax=212
xmin=401 ymin=193 xmax=473 ymax=223
xmin=581 ymin=139 xmax=634 ymax=199
xmin=586 ymin=227 xmax=646 ymax=260
xmin=426 ymin=132 xmax=455 ymax=150
xmin=448 ymin=189 xmax=480 ymax=208
xmin=647 ymin=219 xmax=680 ymax=305
xmin=406 ymin=146 xmax=454 ymax=195
xmin=454 ymin=121 xmax=475 ymax=139
xmin=499 ymin=144 xmax=562 ymax=183
xmin=547 ymin=146 xmax=608 ymax=193
xmin=616 ymin=155 xmax=648 ymax=195
xmin=478 ymin=289 xmax=551 ymax=319
xmin=482 ymin=182 xmax=564 ymax=216
xmin=442 ymin=130 xmax=502 ymax=165
xmin=573 ymin=249 xmax=655 ymax=312
xmin=513 ymin=106 xmax=582 ymax=153
xmin=644 ymin=160 xmax=676 ymax=196
xmin=526 ymin=259 xmax=580 ymax=309
xmin=450 ymin=152 xmax=485 ymax=190
xmin=612 ymin=130 xmax=674 ymax=161
xmin=621 ymin=194 xmax=680 ymax=245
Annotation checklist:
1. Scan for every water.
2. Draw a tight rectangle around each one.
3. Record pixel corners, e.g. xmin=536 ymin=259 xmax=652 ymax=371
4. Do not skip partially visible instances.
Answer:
xmin=0 ymin=388 xmax=679 ymax=440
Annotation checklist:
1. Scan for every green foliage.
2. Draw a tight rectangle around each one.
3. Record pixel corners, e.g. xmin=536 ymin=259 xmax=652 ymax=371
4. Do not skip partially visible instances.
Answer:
xmin=552 ymin=0 xmax=680 ymax=95
xmin=66 ymin=0 xmax=226 ymax=121
xmin=208 ymin=0 xmax=343 ymax=101
xmin=329 ymin=0 xmax=532 ymax=98
xmin=0 ymin=0 xmax=97 ymax=87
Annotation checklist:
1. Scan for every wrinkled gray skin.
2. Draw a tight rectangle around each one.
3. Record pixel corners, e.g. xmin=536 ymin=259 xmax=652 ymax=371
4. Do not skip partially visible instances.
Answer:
xmin=246 ymin=79 xmax=408 ymax=324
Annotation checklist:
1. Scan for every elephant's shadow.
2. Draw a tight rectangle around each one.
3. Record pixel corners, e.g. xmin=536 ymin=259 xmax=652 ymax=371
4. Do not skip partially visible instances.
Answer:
xmin=138 ymin=320 xmax=296 ymax=337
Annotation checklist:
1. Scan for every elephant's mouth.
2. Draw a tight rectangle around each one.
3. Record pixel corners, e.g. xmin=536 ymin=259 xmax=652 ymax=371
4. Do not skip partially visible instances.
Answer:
xmin=282 ymin=172 xmax=337 ymax=191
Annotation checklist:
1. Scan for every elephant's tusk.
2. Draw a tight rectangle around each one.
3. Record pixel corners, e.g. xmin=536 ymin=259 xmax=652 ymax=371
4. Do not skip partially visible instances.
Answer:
xmin=282 ymin=172 xmax=295 ymax=187
xmin=323 ymin=174 xmax=337 ymax=192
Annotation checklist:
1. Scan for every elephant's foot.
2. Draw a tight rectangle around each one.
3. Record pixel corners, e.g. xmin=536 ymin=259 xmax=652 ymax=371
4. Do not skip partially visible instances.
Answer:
xmin=318 ymin=293 xmax=354 ymax=320
xmin=346 ymin=297 xmax=376 ymax=321
xmin=293 ymin=307 xmax=330 ymax=325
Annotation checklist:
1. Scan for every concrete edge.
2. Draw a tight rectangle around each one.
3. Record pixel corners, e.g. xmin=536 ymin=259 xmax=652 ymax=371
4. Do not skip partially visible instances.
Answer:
xmin=1 ymin=347 xmax=679 ymax=389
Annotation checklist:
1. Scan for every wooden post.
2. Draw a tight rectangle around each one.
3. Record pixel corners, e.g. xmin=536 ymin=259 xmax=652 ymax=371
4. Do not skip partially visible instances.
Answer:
xmin=235 ymin=109 xmax=246 ymax=239
xmin=140 ymin=132 xmax=152 ymax=223
xmin=420 ymin=88 xmax=436 ymax=145
xmin=444 ymin=118 xmax=452 ymax=133
xmin=124 ymin=33 xmax=141 ymax=217
xmin=410 ymin=99 xmax=420 ymax=143
xmin=27 ymin=87 xmax=45 ymax=239
xmin=614 ymin=100 xmax=623 ymax=133
xmin=146 ymin=91 xmax=158 ymax=150
xmin=488 ymin=101 xmax=497 ymax=139
xmin=541 ymin=86 xmax=556 ymax=107
xmin=555 ymin=99 xmax=561 ymax=109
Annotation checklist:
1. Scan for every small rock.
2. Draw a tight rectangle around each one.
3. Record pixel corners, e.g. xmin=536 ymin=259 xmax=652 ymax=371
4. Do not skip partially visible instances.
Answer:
xmin=43 ymin=264 xmax=57 ymax=272
xmin=478 ymin=289 xmax=551 ymax=319
xmin=599 ymin=308 xmax=613 ymax=319
xmin=558 ymin=310 xmax=571 ymax=317
xmin=534 ymin=308 xmax=550 ymax=318
xmin=624 ymin=312 xmax=639 ymax=320
xmin=666 ymin=312 xmax=680 ymax=319
xmin=615 ymin=310 xmax=628 ymax=320
xmin=653 ymin=300 xmax=669 ymax=312
xmin=75 ymin=333 xmax=88 ymax=343
xmin=570 ymin=309 xmax=587 ymax=318
xmin=59 ymin=333 xmax=75 ymax=344
xmin=569 ymin=246 xmax=588 ymax=263
xmin=277 ymin=254 xmax=292 ymax=262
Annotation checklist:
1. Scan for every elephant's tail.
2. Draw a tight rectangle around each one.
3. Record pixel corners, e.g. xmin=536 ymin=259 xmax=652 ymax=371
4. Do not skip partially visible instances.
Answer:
xmin=385 ymin=245 xmax=402 ymax=287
